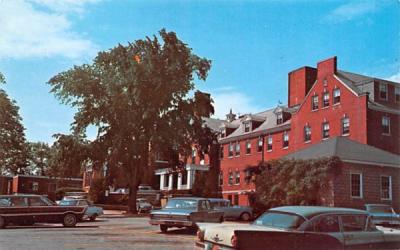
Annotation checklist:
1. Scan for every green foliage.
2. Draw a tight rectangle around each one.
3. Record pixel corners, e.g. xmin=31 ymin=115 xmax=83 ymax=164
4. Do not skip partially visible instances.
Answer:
xmin=47 ymin=134 xmax=90 ymax=178
xmin=88 ymin=177 xmax=106 ymax=203
xmin=26 ymin=142 xmax=51 ymax=175
xmin=254 ymin=157 xmax=341 ymax=211
xmin=48 ymin=30 xmax=213 ymax=212
xmin=0 ymin=72 xmax=28 ymax=174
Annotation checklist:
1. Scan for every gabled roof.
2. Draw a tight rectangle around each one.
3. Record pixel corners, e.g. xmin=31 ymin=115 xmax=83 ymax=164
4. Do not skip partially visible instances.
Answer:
xmin=218 ymin=107 xmax=293 ymax=143
xmin=202 ymin=117 xmax=226 ymax=132
xmin=285 ymin=137 xmax=400 ymax=168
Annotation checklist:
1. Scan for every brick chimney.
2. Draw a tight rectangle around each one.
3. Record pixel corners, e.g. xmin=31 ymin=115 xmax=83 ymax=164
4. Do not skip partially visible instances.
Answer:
xmin=317 ymin=56 xmax=337 ymax=80
xmin=288 ymin=67 xmax=317 ymax=108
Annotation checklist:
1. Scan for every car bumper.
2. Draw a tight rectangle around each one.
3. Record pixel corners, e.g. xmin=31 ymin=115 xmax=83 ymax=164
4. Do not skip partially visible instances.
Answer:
xmin=149 ymin=219 xmax=194 ymax=227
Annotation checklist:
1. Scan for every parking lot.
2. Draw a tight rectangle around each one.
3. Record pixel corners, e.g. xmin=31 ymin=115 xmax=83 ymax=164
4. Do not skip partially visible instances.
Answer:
xmin=0 ymin=215 xmax=198 ymax=250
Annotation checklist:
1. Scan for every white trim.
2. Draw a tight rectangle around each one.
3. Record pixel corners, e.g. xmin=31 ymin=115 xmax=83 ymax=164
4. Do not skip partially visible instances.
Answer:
xmin=333 ymin=75 xmax=359 ymax=96
xmin=350 ymin=172 xmax=363 ymax=199
xmin=222 ymin=189 xmax=255 ymax=194
xmin=380 ymin=175 xmax=392 ymax=201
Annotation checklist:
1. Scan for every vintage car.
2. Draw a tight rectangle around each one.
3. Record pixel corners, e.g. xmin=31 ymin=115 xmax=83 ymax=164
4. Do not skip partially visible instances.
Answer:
xmin=196 ymin=206 xmax=400 ymax=250
xmin=209 ymin=198 xmax=253 ymax=221
xmin=149 ymin=197 xmax=224 ymax=233
xmin=365 ymin=204 xmax=400 ymax=227
xmin=0 ymin=194 xmax=86 ymax=228
xmin=58 ymin=199 xmax=103 ymax=221
xmin=137 ymin=198 xmax=153 ymax=213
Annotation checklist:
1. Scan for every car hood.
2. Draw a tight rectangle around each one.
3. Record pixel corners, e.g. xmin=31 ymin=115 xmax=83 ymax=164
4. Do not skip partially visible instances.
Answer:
xmin=151 ymin=208 xmax=192 ymax=216
xmin=203 ymin=223 xmax=284 ymax=247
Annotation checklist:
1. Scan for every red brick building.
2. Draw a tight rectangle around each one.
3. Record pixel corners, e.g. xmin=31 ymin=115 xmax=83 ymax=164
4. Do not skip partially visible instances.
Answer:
xmin=218 ymin=57 xmax=400 ymax=208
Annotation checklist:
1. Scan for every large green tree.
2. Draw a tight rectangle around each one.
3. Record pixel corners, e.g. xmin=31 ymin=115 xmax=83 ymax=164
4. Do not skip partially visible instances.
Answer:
xmin=0 ymin=72 xmax=28 ymax=174
xmin=48 ymin=30 xmax=213 ymax=212
xmin=26 ymin=141 xmax=52 ymax=176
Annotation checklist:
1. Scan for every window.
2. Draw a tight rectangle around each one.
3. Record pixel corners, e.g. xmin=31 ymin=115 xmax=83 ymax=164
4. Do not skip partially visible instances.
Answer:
xmin=379 ymin=83 xmax=387 ymax=100
xmin=341 ymin=215 xmax=367 ymax=232
xmin=351 ymin=173 xmax=362 ymax=198
xmin=220 ymin=146 xmax=224 ymax=159
xmin=277 ymin=113 xmax=283 ymax=125
xmin=235 ymin=171 xmax=240 ymax=184
xmin=228 ymin=143 xmax=234 ymax=157
xmin=257 ymin=136 xmax=263 ymax=152
xmin=220 ymin=128 xmax=226 ymax=138
xmin=191 ymin=149 xmax=197 ymax=164
xmin=283 ymin=131 xmax=289 ymax=148
xmin=267 ymin=136 xmax=273 ymax=151
xmin=396 ymin=86 xmax=400 ymax=102
xmin=306 ymin=215 xmax=340 ymax=233
xmin=381 ymin=176 xmax=392 ymax=200
xmin=323 ymin=91 xmax=330 ymax=107
xmin=219 ymin=172 xmax=223 ymax=186
xmin=244 ymin=122 xmax=251 ymax=133
xmin=342 ymin=117 xmax=350 ymax=135
xmin=235 ymin=141 xmax=240 ymax=156
xmin=333 ymin=88 xmax=341 ymax=104
xmin=245 ymin=170 xmax=252 ymax=184
xmin=28 ymin=197 xmax=48 ymax=206
xmin=312 ymin=95 xmax=319 ymax=110
xmin=228 ymin=172 xmax=233 ymax=185
xmin=181 ymin=171 xmax=187 ymax=185
xmin=233 ymin=194 xmax=239 ymax=205
xmin=382 ymin=116 xmax=390 ymax=135
xmin=322 ymin=122 xmax=330 ymax=139
xmin=304 ymin=125 xmax=311 ymax=142
xmin=31 ymin=182 xmax=39 ymax=192
xmin=246 ymin=140 xmax=251 ymax=154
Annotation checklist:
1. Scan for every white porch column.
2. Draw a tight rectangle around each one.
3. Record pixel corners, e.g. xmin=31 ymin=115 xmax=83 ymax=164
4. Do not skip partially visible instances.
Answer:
xmin=160 ymin=174 xmax=165 ymax=190
xmin=177 ymin=173 xmax=182 ymax=190
xmin=168 ymin=174 xmax=173 ymax=190
xmin=187 ymin=169 xmax=193 ymax=189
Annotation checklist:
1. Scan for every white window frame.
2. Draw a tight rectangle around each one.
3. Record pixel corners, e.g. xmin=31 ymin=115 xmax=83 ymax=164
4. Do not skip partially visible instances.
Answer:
xmin=333 ymin=88 xmax=341 ymax=104
xmin=380 ymin=175 xmax=392 ymax=200
xmin=312 ymin=95 xmax=319 ymax=110
xmin=304 ymin=125 xmax=311 ymax=142
xmin=382 ymin=116 xmax=391 ymax=135
xmin=267 ymin=136 xmax=273 ymax=152
xmin=246 ymin=140 xmax=251 ymax=155
xmin=244 ymin=122 xmax=251 ymax=133
xmin=342 ymin=117 xmax=350 ymax=135
xmin=379 ymin=83 xmax=388 ymax=100
xmin=283 ymin=131 xmax=289 ymax=149
xmin=322 ymin=122 xmax=330 ymax=139
xmin=350 ymin=173 xmax=363 ymax=199
xmin=228 ymin=143 xmax=234 ymax=157
xmin=235 ymin=141 xmax=240 ymax=156
xmin=323 ymin=91 xmax=330 ymax=107
xmin=257 ymin=136 xmax=263 ymax=152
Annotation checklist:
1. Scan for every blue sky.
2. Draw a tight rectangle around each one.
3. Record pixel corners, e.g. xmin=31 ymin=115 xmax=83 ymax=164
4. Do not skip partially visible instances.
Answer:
xmin=0 ymin=0 xmax=399 ymax=143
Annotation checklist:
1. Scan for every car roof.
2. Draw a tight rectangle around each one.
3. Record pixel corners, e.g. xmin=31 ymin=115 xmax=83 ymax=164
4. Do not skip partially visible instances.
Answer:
xmin=269 ymin=206 xmax=368 ymax=219
xmin=169 ymin=197 xmax=206 ymax=201
xmin=208 ymin=198 xmax=229 ymax=202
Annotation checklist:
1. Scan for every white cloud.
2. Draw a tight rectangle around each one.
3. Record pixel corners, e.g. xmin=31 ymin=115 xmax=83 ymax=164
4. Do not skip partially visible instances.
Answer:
xmin=210 ymin=87 xmax=263 ymax=120
xmin=387 ymin=71 xmax=400 ymax=83
xmin=326 ymin=2 xmax=377 ymax=23
xmin=0 ymin=0 xmax=99 ymax=59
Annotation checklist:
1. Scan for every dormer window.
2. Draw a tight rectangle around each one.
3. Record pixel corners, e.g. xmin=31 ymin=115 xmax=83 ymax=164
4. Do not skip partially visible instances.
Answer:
xmin=244 ymin=122 xmax=251 ymax=133
xmin=379 ymin=83 xmax=388 ymax=100
xmin=276 ymin=113 xmax=283 ymax=125
xmin=220 ymin=128 xmax=226 ymax=138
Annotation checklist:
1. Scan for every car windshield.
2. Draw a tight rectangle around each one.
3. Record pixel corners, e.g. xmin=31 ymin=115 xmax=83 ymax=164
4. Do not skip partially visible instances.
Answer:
xmin=165 ymin=199 xmax=197 ymax=209
xmin=367 ymin=206 xmax=393 ymax=213
xmin=253 ymin=212 xmax=305 ymax=230
xmin=59 ymin=200 xmax=78 ymax=206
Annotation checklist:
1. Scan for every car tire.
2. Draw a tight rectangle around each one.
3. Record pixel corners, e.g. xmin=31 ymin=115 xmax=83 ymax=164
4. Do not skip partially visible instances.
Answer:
xmin=0 ymin=216 xmax=5 ymax=229
xmin=90 ymin=214 xmax=98 ymax=221
xmin=240 ymin=212 xmax=251 ymax=221
xmin=160 ymin=225 xmax=168 ymax=233
xmin=63 ymin=213 xmax=77 ymax=227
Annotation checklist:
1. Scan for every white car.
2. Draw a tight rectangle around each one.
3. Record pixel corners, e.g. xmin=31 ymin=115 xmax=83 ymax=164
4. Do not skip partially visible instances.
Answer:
xmin=59 ymin=199 xmax=103 ymax=221
xmin=196 ymin=206 xmax=400 ymax=250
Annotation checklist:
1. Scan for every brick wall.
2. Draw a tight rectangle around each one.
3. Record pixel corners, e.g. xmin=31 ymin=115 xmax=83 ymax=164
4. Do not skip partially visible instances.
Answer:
xmin=333 ymin=162 xmax=400 ymax=212
xmin=367 ymin=109 xmax=400 ymax=154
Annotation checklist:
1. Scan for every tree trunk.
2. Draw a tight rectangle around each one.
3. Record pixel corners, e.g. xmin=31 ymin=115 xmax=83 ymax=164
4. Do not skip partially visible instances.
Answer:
xmin=128 ymin=181 xmax=138 ymax=213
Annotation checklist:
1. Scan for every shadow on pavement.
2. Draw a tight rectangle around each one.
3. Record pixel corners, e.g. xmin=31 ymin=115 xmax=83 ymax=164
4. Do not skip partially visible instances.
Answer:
xmin=5 ymin=224 xmax=99 ymax=230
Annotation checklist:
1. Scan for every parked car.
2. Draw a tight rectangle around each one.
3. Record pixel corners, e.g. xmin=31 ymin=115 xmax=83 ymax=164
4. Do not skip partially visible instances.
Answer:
xmin=0 ymin=194 xmax=86 ymax=228
xmin=149 ymin=197 xmax=224 ymax=233
xmin=58 ymin=199 xmax=103 ymax=221
xmin=196 ymin=206 xmax=400 ymax=250
xmin=137 ymin=198 xmax=152 ymax=213
xmin=209 ymin=198 xmax=253 ymax=221
xmin=365 ymin=204 xmax=400 ymax=227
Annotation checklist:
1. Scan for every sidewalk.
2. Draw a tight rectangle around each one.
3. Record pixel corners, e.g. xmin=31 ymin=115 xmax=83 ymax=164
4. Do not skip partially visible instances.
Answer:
xmin=102 ymin=210 xmax=149 ymax=218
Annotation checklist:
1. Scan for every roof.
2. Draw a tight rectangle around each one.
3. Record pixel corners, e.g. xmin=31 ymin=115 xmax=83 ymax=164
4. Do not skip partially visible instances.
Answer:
xmin=202 ymin=117 xmax=226 ymax=132
xmin=218 ymin=107 xmax=294 ymax=143
xmin=270 ymin=206 xmax=367 ymax=219
xmin=285 ymin=137 xmax=400 ymax=168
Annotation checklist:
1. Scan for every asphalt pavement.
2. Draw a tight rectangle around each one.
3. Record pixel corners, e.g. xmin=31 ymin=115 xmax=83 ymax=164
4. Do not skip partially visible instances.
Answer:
xmin=0 ymin=212 xmax=198 ymax=250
